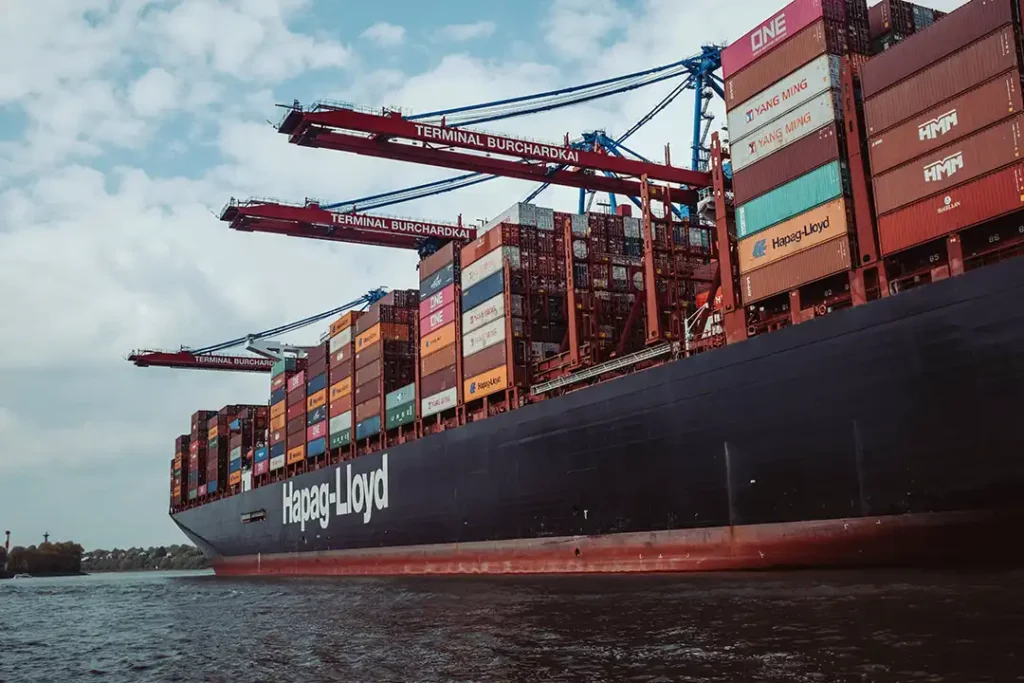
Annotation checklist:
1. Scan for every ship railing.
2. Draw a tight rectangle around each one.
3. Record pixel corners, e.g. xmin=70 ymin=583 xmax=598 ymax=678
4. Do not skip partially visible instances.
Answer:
xmin=530 ymin=343 xmax=672 ymax=396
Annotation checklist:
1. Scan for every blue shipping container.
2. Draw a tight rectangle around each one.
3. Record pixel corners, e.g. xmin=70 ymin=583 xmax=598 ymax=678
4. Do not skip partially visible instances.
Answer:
xmin=420 ymin=262 xmax=455 ymax=300
xmin=307 ymin=437 xmax=327 ymax=458
xmin=207 ymin=480 xmax=218 ymax=494
xmin=271 ymin=358 xmax=297 ymax=376
xmin=254 ymin=446 xmax=269 ymax=463
xmin=306 ymin=372 xmax=327 ymax=396
xmin=307 ymin=405 xmax=327 ymax=426
xmin=736 ymin=161 xmax=845 ymax=239
xmin=229 ymin=459 xmax=242 ymax=474
xmin=462 ymin=270 xmax=504 ymax=312
xmin=270 ymin=387 xmax=286 ymax=405
xmin=270 ymin=441 xmax=286 ymax=458
xmin=356 ymin=415 xmax=382 ymax=440
xmin=229 ymin=418 xmax=241 ymax=432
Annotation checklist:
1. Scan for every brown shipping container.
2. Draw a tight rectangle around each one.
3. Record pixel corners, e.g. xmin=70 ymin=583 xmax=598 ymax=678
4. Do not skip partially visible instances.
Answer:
xmin=864 ymin=26 xmax=1018 ymax=136
xmin=330 ymin=345 xmax=354 ymax=368
xmin=421 ymin=342 xmax=457 ymax=377
xmin=725 ymin=19 xmax=828 ymax=111
xmin=330 ymin=357 xmax=353 ymax=380
xmin=329 ymin=393 xmax=353 ymax=417
xmin=307 ymin=342 xmax=327 ymax=361
xmin=733 ymin=124 xmax=842 ymax=205
xmin=740 ymin=236 xmax=852 ymax=305
xmin=270 ymin=428 xmax=284 ymax=445
xmin=873 ymin=114 xmax=1024 ymax=215
xmin=286 ymin=415 xmax=305 ymax=436
xmin=270 ymin=374 xmax=286 ymax=391
xmin=287 ymin=386 xmax=304 ymax=406
xmin=355 ymin=396 xmax=381 ymax=423
xmin=861 ymin=0 xmax=1014 ymax=99
xmin=355 ymin=307 xmax=381 ymax=334
xmin=307 ymin=357 xmax=327 ymax=378
xmin=868 ymin=71 xmax=1023 ymax=175
xmin=286 ymin=401 xmax=304 ymax=421
xmin=463 ymin=343 xmax=507 ymax=380
xmin=355 ymin=342 xmax=381 ymax=369
xmin=878 ymin=160 xmax=1024 ymax=254
xmin=421 ymin=365 xmax=458 ymax=398
xmin=355 ymin=358 xmax=382 ymax=386
xmin=355 ymin=378 xmax=381 ymax=404
xmin=420 ymin=242 xmax=457 ymax=281
xmin=461 ymin=227 xmax=505 ymax=268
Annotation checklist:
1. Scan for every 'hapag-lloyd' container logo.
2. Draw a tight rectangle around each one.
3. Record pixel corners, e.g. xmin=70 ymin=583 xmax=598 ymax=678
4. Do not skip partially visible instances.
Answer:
xmin=282 ymin=455 xmax=389 ymax=531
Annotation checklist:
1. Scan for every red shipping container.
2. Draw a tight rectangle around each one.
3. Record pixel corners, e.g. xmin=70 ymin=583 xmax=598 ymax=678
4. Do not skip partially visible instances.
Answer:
xmin=355 ymin=396 xmax=381 ymax=422
xmin=421 ymin=341 xmax=457 ymax=377
xmin=740 ymin=236 xmax=852 ymax=304
xmin=307 ymin=357 xmax=327 ymax=378
xmin=733 ymin=124 xmax=842 ymax=204
xmin=269 ymin=428 xmax=284 ymax=445
xmin=868 ymin=71 xmax=1023 ymax=175
xmin=861 ymin=0 xmax=1014 ymax=99
xmin=286 ymin=386 xmax=304 ymax=406
xmin=306 ymin=421 xmax=327 ymax=442
xmin=878 ymin=161 xmax=1024 ymax=255
xmin=461 ymin=227 xmax=506 ymax=268
xmin=355 ymin=359 xmax=381 ymax=386
xmin=306 ymin=342 xmax=328 ymax=362
xmin=464 ymin=343 xmax=507 ymax=380
xmin=270 ymin=374 xmax=286 ymax=391
xmin=721 ymin=0 xmax=826 ymax=79
xmin=287 ymin=415 xmax=305 ymax=435
xmin=421 ymin=365 xmax=458 ymax=397
xmin=355 ymin=379 xmax=381 ymax=404
xmin=419 ymin=283 xmax=456 ymax=320
xmin=286 ymin=371 xmax=305 ymax=392
xmin=864 ymin=26 xmax=1018 ymax=136
xmin=873 ymin=114 xmax=1024 ymax=215
xmin=254 ymin=459 xmax=269 ymax=476
xmin=355 ymin=342 xmax=381 ymax=369
xmin=286 ymin=401 xmax=305 ymax=421
xmin=329 ymin=393 xmax=353 ymax=418
xmin=330 ymin=357 xmax=353 ymax=381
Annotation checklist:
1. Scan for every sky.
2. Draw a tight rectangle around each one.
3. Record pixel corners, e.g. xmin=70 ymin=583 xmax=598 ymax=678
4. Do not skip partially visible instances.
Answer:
xmin=0 ymin=0 xmax=966 ymax=550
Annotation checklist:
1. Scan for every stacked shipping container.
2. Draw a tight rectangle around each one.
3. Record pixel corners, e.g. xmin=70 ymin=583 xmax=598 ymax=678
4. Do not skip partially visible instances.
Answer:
xmin=868 ymin=0 xmax=946 ymax=53
xmin=188 ymin=410 xmax=216 ymax=500
xmin=723 ymin=0 xmax=872 ymax=305
xmin=353 ymin=291 xmax=418 ymax=443
xmin=172 ymin=434 xmax=188 ymax=507
xmin=306 ymin=342 xmax=329 ymax=464
xmin=286 ymin=368 xmax=307 ymax=469
xmin=419 ymin=244 xmax=461 ymax=421
xmin=860 ymin=0 xmax=1024 ymax=257
xmin=328 ymin=310 xmax=361 ymax=450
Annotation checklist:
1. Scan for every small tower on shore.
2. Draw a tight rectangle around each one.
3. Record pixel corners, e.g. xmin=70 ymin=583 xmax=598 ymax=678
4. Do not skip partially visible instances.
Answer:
xmin=43 ymin=532 xmax=49 ymax=544
xmin=3 ymin=530 xmax=9 ymax=572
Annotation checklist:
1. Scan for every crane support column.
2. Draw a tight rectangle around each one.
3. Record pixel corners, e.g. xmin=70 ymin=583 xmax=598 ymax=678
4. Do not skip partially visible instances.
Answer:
xmin=710 ymin=133 xmax=746 ymax=345
xmin=641 ymin=175 xmax=662 ymax=344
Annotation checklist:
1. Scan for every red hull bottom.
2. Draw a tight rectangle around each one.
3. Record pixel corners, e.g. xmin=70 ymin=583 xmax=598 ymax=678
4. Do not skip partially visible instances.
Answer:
xmin=213 ymin=510 xmax=1018 ymax=577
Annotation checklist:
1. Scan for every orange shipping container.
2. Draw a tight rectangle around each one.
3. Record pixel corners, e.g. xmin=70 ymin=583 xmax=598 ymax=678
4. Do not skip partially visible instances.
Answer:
xmin=270 ymin=414 xmax=286 ymax=432
xmin=306 ymin=389 xmax=326 ymax=412
xmin=329 ymin=377 xmax=352 ymax=401
xmin=461 ymin=227 xmax=505 ymax=268
xmin=464 ymin=364 xmax=508 ymax=402
xmin=737 ymin=198 xmax=851 ymax=273
xmin=229 ymin=471 xmax=242 ymax=486
xmin=286 ymin=445 xmax=305 ymax=465
xmin=270 ymin=402 xmax=286 ymax=420
xmin=329 ymin=311 xmax=362 ymax=338
xmin=740 ymin=236 xmax=852 ymax=305
xmin=208 ymin=425 xmax=219 ymax=440
xmin=421 ymin=322 xmax=456 ymax=356
xmin=355 ymin=396 xmax=381 ymax=422
xmin=356 ymin=324 xmax=381 ymax=351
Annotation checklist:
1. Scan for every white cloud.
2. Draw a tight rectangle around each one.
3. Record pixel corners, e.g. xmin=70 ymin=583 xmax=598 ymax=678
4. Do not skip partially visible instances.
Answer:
xmin=361 ymin=22 xmax=406 ymax=48
xmin=129 ymin=67 xmax=181 ymax=117
xmin=436 ymin=21 xmax=497 ymax=42
xmin=543 ymin=0 xmax=627 ymax=60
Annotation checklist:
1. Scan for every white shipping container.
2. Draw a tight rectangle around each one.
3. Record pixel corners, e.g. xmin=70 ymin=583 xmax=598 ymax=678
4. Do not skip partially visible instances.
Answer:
xmin=571 ymin=213 xmax=589 ymax=235
xmin=623 ymin=216 xmax=641 ymax=238
xmin=726 ymin=54 xmax=841 ymax=143
xmin=731 ymin=88 xmax=841 ymax=171
xmin=242 ymin=471 xmax=252 ymax=492
xmin=270 ymin=454 xmax=286 ymax=471
xmin=329 ymin=326 xmax=352 ymax=353
xmin=535 ymin=207 xmax=555 ymax=231
xmin=461 ymin=247 xmax=504 ymax=290
xmin=481 ymin=202 xmax=538 ymax=234
xmin=329 ymin=411 xmax=352 ymax=435
xmin=421 ymin=387 xmax=458 ymax=418
xmin=463 ymin=317 xmax=505 ymax=357
xmin=230 ymin=446 xmax=242 ymax=461
xmin=462 ymin=293 xmax=504 ymax=334
xmin=503 ymin=245 xmax=521 ymax=269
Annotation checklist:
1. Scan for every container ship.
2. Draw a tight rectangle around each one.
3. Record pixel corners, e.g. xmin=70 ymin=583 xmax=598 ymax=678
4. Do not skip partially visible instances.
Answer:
xmin=167 ymin=0 xmax=1024 ymax=576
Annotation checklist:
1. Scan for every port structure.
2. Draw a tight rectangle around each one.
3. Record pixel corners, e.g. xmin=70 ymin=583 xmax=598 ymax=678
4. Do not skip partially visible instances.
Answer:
xmin=128 ymin=289 xmax=387 ymax=373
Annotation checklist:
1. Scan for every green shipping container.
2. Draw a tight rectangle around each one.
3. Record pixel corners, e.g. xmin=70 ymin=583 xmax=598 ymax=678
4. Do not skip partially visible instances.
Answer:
xmin=329 ymin=429 xmax=352 ymax=449
xmin=188 ymin=489 xmax=197 ymax=501
xmin=271 ymin=357 xmax=298 ymax=377
xmin=736 ymin=161 xmax=846 ymax=239
xmin=209 ymin=437 xmax=219 ymax=450
xmin=385 ymin=382 xmax=416 ymax=411
xmin=386 ymin=403 xmax=416 ymax=430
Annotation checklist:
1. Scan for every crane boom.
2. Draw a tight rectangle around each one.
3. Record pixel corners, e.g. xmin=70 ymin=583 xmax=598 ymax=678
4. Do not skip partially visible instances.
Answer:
xmin=221 ymin=198 xmax=476 ymax=248
xmin=129 ymin=351 xmax=276 ymax=372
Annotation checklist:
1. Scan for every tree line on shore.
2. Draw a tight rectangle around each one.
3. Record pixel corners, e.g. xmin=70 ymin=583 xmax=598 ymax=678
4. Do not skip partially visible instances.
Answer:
xmin=1 ymin=541 xmax=208 ymax=575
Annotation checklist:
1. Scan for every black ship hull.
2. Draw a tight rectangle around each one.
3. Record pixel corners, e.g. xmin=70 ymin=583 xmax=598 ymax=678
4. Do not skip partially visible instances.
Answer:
xmin=172 ymin=257 xmax=1024 ymax=576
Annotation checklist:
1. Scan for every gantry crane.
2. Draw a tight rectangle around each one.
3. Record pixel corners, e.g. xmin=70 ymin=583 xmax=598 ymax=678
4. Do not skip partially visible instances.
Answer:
xmin=128 ymin=289 xmax=387 ymax=373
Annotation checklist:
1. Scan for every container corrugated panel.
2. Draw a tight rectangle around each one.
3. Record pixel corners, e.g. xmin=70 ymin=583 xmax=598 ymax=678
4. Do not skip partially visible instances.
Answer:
xmin=864 ymin=26 xmax=1019 ymax=136
xmin=287 ymin=415 xmax=305 ymax=435
xmin=270 ymin=387 xmax=286 ymax=405
xmin=329 ymin=393 xmax=353 ymax=418
xmin=286 ymin=401 xmax=305 ymax=421
xmin=286 ymin=445 xmax=305 ymax=466
xmin=307 ymin=405 xmax=327 ymax=426
xmin=269 ymin=454 xmax=285 ymax=471
xmin=355 ymin=359 xmax=381 ymax=386
xmin=269 ymin=429 xmax=284 ymax=446
xmin=462 ymin=294 xmax=504 ymax=335
xmin=385 ymin=383 xmax=415 ymax=410
xmin=461 ymin=227 xmax=505 ymax=268
xmin=306 ymin=389 xmax=326 ymax=412
xmin=727 ymin=54 xmax=840 ymax=142
xmin=354 ymin=343 xmax=380 ymax=370
xmin=462 ymin=270 xmax=504 ymax=312
xmin=422 ymin=342 xmax=457 ymax=376
xmin=721 ymin=0 xmax=826 ymax=79
xmin=422 ymin=387 xmax=458 ymax=418
xmin=329 ymin=411 xmax=353 ymax=436
xmin=740 ymin=235 xmax=852 ymax=304
xmin=873 ymin=114 xmax=1024 ymax=215
xmin=419 ymin=283 xmax=455 ymax=320
xmin=861 ymin=0 xmax=1014 ymax=99
xmin=421 ymin=322 xmax=456 ymax=356
xmin=355 ymin=396 xmax=381 ymax=423
xmin=464 ymin=343 xmax=507 ymax=380
xmin=737 ymin=197 xmax=850 ymax=273
xmin=419 ymin=243 xmax=456 ymax=282
xmin=355 ymin=378 xmax=380 ymax=404
xmin=307 ymin=437 xmax=327 ymax=458
xmin=329 ymin=428 xmax=352 ymax=449
xmin=461 ymin=247 xmax=503 ymax=290
xmin=306 ymin=372 xmax=327 ymax=396
xmin=329 ymin=377 xmax=352 ymax=402
xmin=254 ymin=446 xmax=269 ymax=463
xmin=254 ymin=460 xmax=269 ymax=476
xmin=463 ymin=317 xmax=505 ymax=357
xmin=270 ymin=401 xmax=285 ymax=420
xmin=286 ymin=371 xmax=305 ymax=393
xmin=731 ymin=89 xmax=842 ymax=173
xmin=734 ymin=124 xmax=842 ymax=205
xmin=736 ymin=160 xmax=845 ymax=238
xmin=464 ymin=364 xmax=509 ymax=402
xmin=329 ymin=326 xmax=353 ymax=354
xmin=386 ymin=402 xmax=416 ymax=430
xmin=306 ymin=421 xmax=327 ymax=442
xmin=356 ymin=324 xmax=382 ymax=351
xmin=877 ymin=160 xmax=1024 ymax=254
xmin=420 ymin=263 xmax=455 ymax=300
xmin=356 ymin=415 xmax=381 ymax=440
xmin=422 ymin=301 xmax=457 ymax=335
xmin=422 ymin=365 xmax=457 ymax=397
xmin=868 ymin=71 xmax=1023 ymax=175
xmin=726 ymin=19 xmax=830 ymax=110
